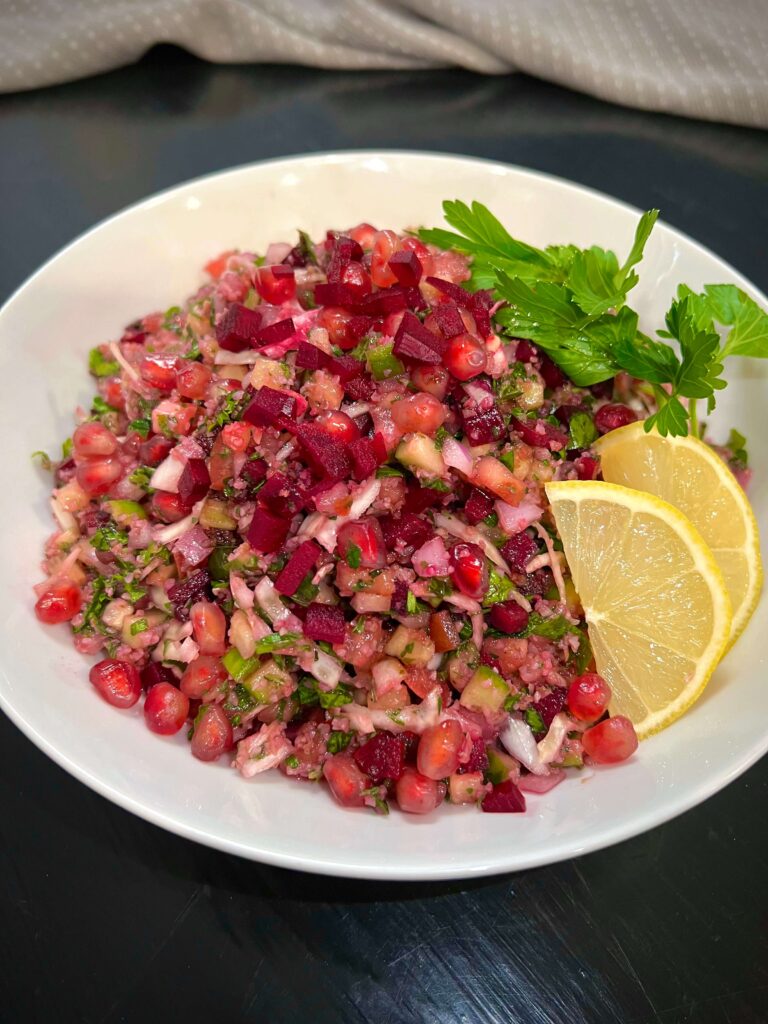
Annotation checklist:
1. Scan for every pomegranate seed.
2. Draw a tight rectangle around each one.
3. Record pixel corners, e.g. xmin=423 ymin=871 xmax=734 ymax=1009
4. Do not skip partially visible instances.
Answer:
xmin=382 ymin=309 xmax=406 ymax=339
xmin=594 ymin=403 xmax=638 ymax=434
xmin=354 ymin=732 xmax=406 ymax=782
xmin=176 ymin=361 xmax=212 ymax=399
xmin=190 ymin=704 xmax=233 ymax=761
xmin=220 ymin=421 xmax=251 ymax=452
xmin=582 ymin=716 xmax=638 ymax=764
xmin=315 ymin=410 xmax=360 ymax=445
xmin=449 ymin=542 xmax=489 ymax=600
xmin=323 ymin=754 xmax=368 ymax=807
xmin=575 ymin=454 xmax=600 ymax=480
xmin=391 ymin=392 xmax=447 ymax=435
xmin=459 ymin=737 xmax=489 ymax=774
xmin=139 ymin=434 xmax=173 ymax=466
xmin=410 ymin=364 xmax=449 ymax=400
xmin=539 ymin=355 xmax=566 ymax=389
xmin=395 ymin=768 xmax=445 ymax=814
xmin=73 ymin=421 xmax=117 ymax=458
xmin=140 ymin=355 xmax=179 ymax=392
xmin=89 ymin=658 xmax=141 ymax=709
xmin=567 ymin=672 xmax=612 ymax=722
xmin=255 ymin=265 xmax=296 ymax=304
xmin=337 ymin=517 xmax=386 ymax=569
xmin=339 ymin=261 xmax=372 ymax=298
xmin=317 ymin=307 xmax=355 ymax=348
xmin=416 ymin=720 xmax=464 ymax=780
xmin=347 ymin=222 xmax=377 ymax=248
xmin=151 ymin=490 xmax=193 ymax=523
xmin=180 ymin=655 xmax=228 ymax=699
xmin=481 ymin=780 xmax=526 ymax=813
xmin=190 ymin=601 xmax=227 ymax=656
xmin=144 ymin=682 xmax=190 ymax=735
xmin=75 ymin=457 xmax=123 ymax=496
xmin=103 ymin=378 xmax=125 ymax=411
xmin=370 ymin=230 xmax=399 ymax=288
xmin=34 ymin=578 xmax=82 ymax=624
xmin=443 ymin=332 xmax=486 ymax=380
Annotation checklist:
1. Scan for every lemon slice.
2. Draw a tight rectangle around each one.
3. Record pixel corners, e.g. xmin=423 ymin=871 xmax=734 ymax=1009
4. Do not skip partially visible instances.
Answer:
xmin=595 ymin=422 xmax=762 ymax=648
xmin=546 ymin=480 xmax=732 ymax=738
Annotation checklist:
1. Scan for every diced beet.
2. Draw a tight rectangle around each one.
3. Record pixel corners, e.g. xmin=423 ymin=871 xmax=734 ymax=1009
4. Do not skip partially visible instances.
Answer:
xmin=539 ymin=354 xmax=566 ymax=389
xmin=380 ymin=511 xmax=433 ymax=550
xmin=327 ymin=354 xmax=364 ymax=383
xmin=247 ymin=508 xmax=291 ymax=553
xmin=353 ymin=412 xmax=374 ymax=437
xmin=393 ymin=310 xmax=445 ymax=364
xmin=253 ymin=318 xmax=295 ymax=348
xmin=426 ymin=276 xmax=472 ymax=308
xmin=348 ymin=437 xmax=379 ymax=480
xmin=515 ymin=339 xmax=536 ymax=363
xmin=216 ymin=304 xmax=263 ymax=352
xmin=479 ymin=651 xmax=502 ymax=673
xmin=241 ymin=457 xmax=268 ymax=485
xmin=388 ymin=250 xmax=423 ymax=287
xmin=347 ymin=315 xmax=377 ymax=342
xmin=554 ymin=405 xmax=582 ymax=426
xmin=391 ymin=578 xmax=409 ymax=613
xmin=430 ymin=302 xmax=466 ymax=339
xmin=243 ymin=386 xmax=299 ymax=430
xmin=518 ymin=568 xmax=554 ymax=597
xmin=303 ymin=603 xmax=346 ymax=644
xmin=354 ymin=286 xmax=426 ymax=317
xmin=501 ymin=532 xmax=539 ymax=573
xmin=575 ymin=454 xmax=600 ymax=480
xmin=177 ymin=458 xmax=210 ymax=505
xmin=465 ymin=488 xmax=495 ymax=524
xmin=401 ymin=730 xmax=419 ymax=764
xmin=326 ymin=234 xmax=364 ymax=282
xmin=344 ymin=374 xmax=375 ymax=401
xmin=371 ymin=433 xmax=388 ymax=463
xmin=296 ymin=423 xmax=352 ymax=481
xmin=461 ymin=406 xmax=506 ymax=446
xmin=590 ymin=379 xmax=614 ymax=400
xmin=458 ymin=737 xmax=489 ymax=774
xmin=140 ymin=662 xmax=176 ymax=691
xmin=354 ymin=732 xmax=406 ymax=783
xmin=469 ymin=289 xmax=494 ymax=338
xmin=314 ymin=282 xmax=359 ymax=308
xmin=533 ymin=687 xmax=568 ymax=731
xmin=295 ymin=342 xmax=331 ymax=370
xmin=403 ymin=481 xmax=443 ymax=515
xmin=274 ymin=540 xmax=322 ymax=596
xmin=510 ymin=415 xmax=568 ymax=451
xmin=168 ymin=569 xmax=211 ymax=621
xmin=481 ymin=779 xmax=526 ymax=813
xmin=487 ymin=601 xmax=530 ymax=634
xmin=594 ymin=403 xmax=638 ymax=434
xmin=259 ymin=472 xmax=306 ymax=516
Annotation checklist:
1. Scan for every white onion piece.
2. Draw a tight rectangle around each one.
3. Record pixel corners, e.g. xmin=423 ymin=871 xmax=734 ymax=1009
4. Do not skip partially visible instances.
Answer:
xmin=495 ymin=497 xmax=543 ymax=536
xmin=298 ymin=645 xmax=343 ymax=690
xmin=300 ymin=479 xmax=381 ymax=552
xmin=518 ymin=770 xmax=565 ymax=794
xmin=445 ymin=592 xmax=482 ymax=615
xmin=537 ymin=713 xmax=570 ymax=764
xmin=152 ymin=513 xmax=196 ymax=544
xmin=214 ymin=348 xmax=264 ymax=364
xmin=254 ymin=577 xmax=301 ymax=630
xmin=534 ymin=522 xmax=568 ymax=604
xmin=411 ymin=535 xmax=450 ymax=578
xmin=500 ymin=717 xmax=549 ymax=776
xmin=341 ymin=402 xmax=371 ymax=418
xmin=230 ymin=573 xmax=255 ymax=611
xmin=178 ymin=637 xmax=200 ymax=664
xmin=50 ymin=496 xmax=77 ymax=533
xmin=441 ymin=438 xmax=474 ymax=476
xmin=371 ymin=657 xmax=407 ymax=699
xmin=462 ymin=381 xmax=494 ymax=410
xmin=108 ymin=340 xmax=140 ymax=382
xmin=434 ymin=512 xmax=511 ymax=574
xmin=351 ymin=592 xmax=391 ymax=614
xmin=340 ymin=687 xmax=441 ymax=736
xmin=234 ymin=722 xmax=292 ymax=778
xmin=265 ymin=242 xmax=292 ymax=264
xmin=149 ymin=451 xmax=186 ymax=493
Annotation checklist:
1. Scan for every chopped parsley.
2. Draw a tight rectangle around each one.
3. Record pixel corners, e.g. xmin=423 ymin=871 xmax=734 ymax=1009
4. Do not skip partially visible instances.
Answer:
xmin=129 ymin=465 xmax=155 ymax=491
xmin=345 ymin=543 xmax=362 ymax=569
xmin=376 ymin=465 xmax=404 ymax=479
xmin=482 ymin=567 xmax=515 ymax=607
xmin=524 ymin=708 xmax=546 ymax=734
xmin=88 ymin=347 xmax=120 ymax=377
xmin=129 ymin=618 xmax=148 ymax=636
xmin=91 ymin=522 xmax=129 ymax=551
xmin=326 ymin=731 xmax=353 ymax=754
xmin=127 ymin=418 xmax=152 ymax=438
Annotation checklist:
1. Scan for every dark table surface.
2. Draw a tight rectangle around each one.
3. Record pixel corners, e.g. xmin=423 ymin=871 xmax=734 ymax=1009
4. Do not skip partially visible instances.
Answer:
xmin=1 ymin=47 xmax=767 ymax=1024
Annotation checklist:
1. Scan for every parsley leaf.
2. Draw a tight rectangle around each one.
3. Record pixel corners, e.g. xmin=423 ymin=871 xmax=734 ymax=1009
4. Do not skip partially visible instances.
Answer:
xmin=327 ymin=731 xmax=352 ymax=754
xmin=727 ymin=428 xmax=748 ymax=470
xmin=524 ymin=708 xmax=546 ymax=734
xmin=345 ymin=543 xmax=362 ymax=569
xmin=568 ymin=411 xmax=598 ymax=451
xmin=676 ymin=284 xmax=768 ymax=359
xmin=89 ymin=347 xmax=120 ymax=377
xmin=482 ymin=567 xmax=515 ymax=607
xmin=91 ymin=522 xmax=128 ymax=551
xmin=129 ymin=466 xmax=155 ymax=491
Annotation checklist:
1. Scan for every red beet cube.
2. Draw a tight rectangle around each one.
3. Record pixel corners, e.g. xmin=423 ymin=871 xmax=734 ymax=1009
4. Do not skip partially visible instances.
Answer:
xmin=303 ymin=603 xmax=346 ymax=644
xmin=216 ymin=304 xmax=263 ymax=352
xmin=275 ymin=540 xmax=322 ymax=596
xmin=388 ymin=250 xmax=423 ymax=287
xmin=539 ymin=355 xmax=566 ymax=389
xmin=533 ymin=688 xmax=568 ymax=731
xmin=348 ymin=437 xmax=379 ymax=480
xmin=247 ymin=508 xmax=290 ymax=553
xmin=481 ymin=780 xmax=526 ymax=813
xmin=371 ymin=433 xmax=388 ymax=463
xmin=354 ymin=286 xmax=426 ymax=317
xmin=348 ymin=315 xmax=378 ymax=342
xmin=243 ymin=386 xmax=299 ymax=430
xmin=326 ymin=234 xmax=364 ymax=283
xmin=241 ymin=457 xmax=268 ymax=485
xmin=487 ymin=601 xmax=530 ymax=634
xmin=296 ymin=423 xmax=351 ymax=480
xmin=501 ymin=532 xmax=539 ymax=573
xmin=461 ymin=406 xmax=506 ymax=446
xmin=515 ymin=339 xmax=536 ymax=363
xmin=314 ymin=282 xmax=359 ymax=308
xmin=168 ymin=569 xmax=211 ymax=621
xmin=426 ymin=276 xmax=472 ymax=308
xmin=327 ymin=354 xmax=364 ymax=383
xmin=465 ymin=487 xmax=495 ymax=524
xmin=259 ymin=472 xmax=306 ymax=516
xmin=430 ymin=302 xmax=466 ymax=339
xmin=344 ymin=374 xmax=375 ymax=401
xmin=354 ymin=732 xmax=406 ymax=783
xmin=458 ymin=736 xmax=489 ymax=774
xmin=380 ymin=511 xmax=433 ymax=549
xmin=177 ymin=458 xmax=210 ymax=505
xmin=392 ymin=310 xmax=445 ymax=364
xmin=403 ymin=482 xmax=443 ymax=514
xmin=510 ymin=415 xmax=568 ymax=451
xmin=253 ymin=317 xmax=295 ymax=348
xmin=296 ymin=342 xmax=331 ymax=370
xmin=140 ymin=662 xmax=176 ymax=691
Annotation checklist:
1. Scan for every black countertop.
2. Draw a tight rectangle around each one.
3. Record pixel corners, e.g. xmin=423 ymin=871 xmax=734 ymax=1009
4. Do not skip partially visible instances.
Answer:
xmin=1 ymin=48 xmax=767 ymax=1024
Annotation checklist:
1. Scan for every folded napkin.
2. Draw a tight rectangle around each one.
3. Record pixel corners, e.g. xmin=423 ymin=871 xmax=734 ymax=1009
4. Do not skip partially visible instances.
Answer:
xmin=1 ymin=0 xmax=766 ymax=126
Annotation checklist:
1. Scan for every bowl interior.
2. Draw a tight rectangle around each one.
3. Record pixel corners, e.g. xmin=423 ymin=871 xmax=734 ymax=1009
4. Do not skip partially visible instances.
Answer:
xmin=0 ymin=152 xmax=765 ymax=879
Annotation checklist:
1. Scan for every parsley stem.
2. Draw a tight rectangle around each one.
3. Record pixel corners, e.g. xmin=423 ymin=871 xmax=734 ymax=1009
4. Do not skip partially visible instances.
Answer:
xmin=689 ymin=399 xmax=699 ymax=439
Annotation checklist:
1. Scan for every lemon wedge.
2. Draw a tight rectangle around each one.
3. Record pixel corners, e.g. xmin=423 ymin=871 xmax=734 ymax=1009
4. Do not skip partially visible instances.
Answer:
xmin=596 ymin=422 xmax=762 ymax=648
xmin=546 ymin=480 xmax=732 ymax=738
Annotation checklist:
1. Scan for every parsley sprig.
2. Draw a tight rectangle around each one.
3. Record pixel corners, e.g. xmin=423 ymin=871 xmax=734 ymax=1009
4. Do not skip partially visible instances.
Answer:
xmin=421 ymin=201 xmax=768 ymax=437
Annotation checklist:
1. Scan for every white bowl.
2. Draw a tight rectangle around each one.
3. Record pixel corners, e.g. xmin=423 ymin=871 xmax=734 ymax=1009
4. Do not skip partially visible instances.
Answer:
xmin=1 ymin=151 xmax=765 ymax=880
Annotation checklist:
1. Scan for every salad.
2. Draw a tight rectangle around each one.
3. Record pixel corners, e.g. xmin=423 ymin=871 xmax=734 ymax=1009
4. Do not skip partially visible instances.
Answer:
xmin=32 ymin=202 xmax=768 ymax=816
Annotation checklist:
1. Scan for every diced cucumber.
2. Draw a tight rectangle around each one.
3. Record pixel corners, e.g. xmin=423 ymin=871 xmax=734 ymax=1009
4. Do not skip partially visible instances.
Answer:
xmin=459 ymin=664 xmax=510 ymax=714
xmin=105 ymin=499 xmax=147 ymax=523
xmin=395 ymin=433 xmax=446 ymax=477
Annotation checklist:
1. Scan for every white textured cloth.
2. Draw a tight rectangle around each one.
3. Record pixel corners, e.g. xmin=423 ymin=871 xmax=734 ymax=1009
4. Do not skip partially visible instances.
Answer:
xmin=1 ymin=0 xmax=767 ymax=127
